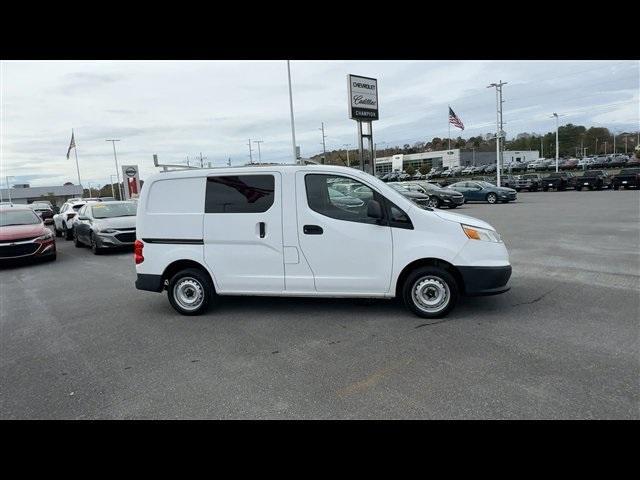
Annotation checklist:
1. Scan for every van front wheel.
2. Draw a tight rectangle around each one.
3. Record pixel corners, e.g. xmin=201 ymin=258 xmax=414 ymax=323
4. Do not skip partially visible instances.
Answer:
xmin=402 ymin=267 xmax=458 ymax=319
xmin=168 ymin=268 xmax=214 ymax=316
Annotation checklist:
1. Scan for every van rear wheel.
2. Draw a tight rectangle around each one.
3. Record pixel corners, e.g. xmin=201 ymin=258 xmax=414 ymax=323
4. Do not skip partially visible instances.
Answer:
xmin=168 ymin=268 xmax=214 ymax=316
xmin=402 ymin=266 xmax=458 ymax=319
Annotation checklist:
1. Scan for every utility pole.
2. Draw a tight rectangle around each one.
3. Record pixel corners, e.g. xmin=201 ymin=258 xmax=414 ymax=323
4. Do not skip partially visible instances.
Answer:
xmin=109 ymin=175 xmax=116 ymax=198
xmin=625 ymin=135 xmax=628 ymax=154
xmin=253 ymin=140 xmax=263 ymax=164
xmin=604 ymin=141 xmax=608 ymax=155
xmin=247 ymin=139 xmax=253 ymax=163
xmin=551 ymin=113 xmax=562 ymax=172
xmin=595 ymin=138 xmax=599 ymax=155
xmin=613 ymin=133 xmax=616 ymax=155
xmin=286 ymin=61 xmax=298 ymax=164
xmin=105 ymin=139 xmax=123 ymax=200
xmin=487 ymin=81 xmax=507 ymax=186
xmin=319 ymin=122 xmax=327 ymax=164
xmin=196 ymin=152 xmax=207 ymax=168
xmin=343 ymin=144 xmax=351 ymax=167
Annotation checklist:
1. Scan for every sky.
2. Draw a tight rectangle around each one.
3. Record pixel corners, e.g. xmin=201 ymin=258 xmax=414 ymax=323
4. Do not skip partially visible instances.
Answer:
xmin=1 ymin=60 xmax=638 ymax=188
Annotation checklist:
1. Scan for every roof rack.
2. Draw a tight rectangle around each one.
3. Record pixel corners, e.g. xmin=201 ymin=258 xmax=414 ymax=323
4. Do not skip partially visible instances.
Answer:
xmin=152 ymin=154 xmax=319 ymax=172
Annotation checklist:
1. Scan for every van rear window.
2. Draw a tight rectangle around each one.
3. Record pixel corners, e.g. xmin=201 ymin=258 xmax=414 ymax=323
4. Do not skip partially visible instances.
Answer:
xmin=205 ymin=175 xmax=275 ymax=213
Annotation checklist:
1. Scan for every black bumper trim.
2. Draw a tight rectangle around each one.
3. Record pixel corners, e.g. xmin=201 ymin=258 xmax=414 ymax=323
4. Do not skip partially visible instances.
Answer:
xmin=458 ymin=265 xmax=512 ymax=296
xmin=135 ymin=273 xmax=164 ymax=292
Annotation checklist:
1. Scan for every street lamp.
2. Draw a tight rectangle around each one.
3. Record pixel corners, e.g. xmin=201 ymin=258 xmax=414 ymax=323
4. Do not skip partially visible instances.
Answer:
xmin=551 ymin=113 xmax=562 ymax=173
xmin=5 ymin=176 xmax=14 ymax=203
xmin=106 ymin=139 xmax=123 ymax=200
xmin=109 ymin=175 xmax=117 ymax=199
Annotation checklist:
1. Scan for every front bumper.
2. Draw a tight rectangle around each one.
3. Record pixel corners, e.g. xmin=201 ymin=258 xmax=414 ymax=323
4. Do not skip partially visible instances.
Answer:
xmin=441 ymin=195 xmax=464 ymax=206
xmin=0 ymin=238 xmax=56 ymax=260
xmin=94 ymin=230 xmax=136 ymax=248
xmin=458 ymin=265 xmax=512 ymax=296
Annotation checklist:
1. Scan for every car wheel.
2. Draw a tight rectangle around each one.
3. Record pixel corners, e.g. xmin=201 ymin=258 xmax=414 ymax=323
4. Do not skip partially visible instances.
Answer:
xmin=54 ymin=225 xmax=62 ymax=237
xmin=543 ymin=188 xmax=548 ymax=192
xmin=613 ymin=185 xmax=619 ymax=190
xmin=402 ymin=266 xmax=458 ymax=319
xmin=63 ymin=223 xmax=73 ymax=240
xmin=168 ymin=268 xmax=214 ymax=316
xmin=427 ymin=197 xmax=440 ymax=209
xmin=74 ymin=229 xmax=83 ymax=247
xmin=90 ymin=232 xmax=102 ymax=255
xmin=576 ymin=187 xmax=582 ymax=191
xmin=486 ymin=192 xmax=498 ymax=204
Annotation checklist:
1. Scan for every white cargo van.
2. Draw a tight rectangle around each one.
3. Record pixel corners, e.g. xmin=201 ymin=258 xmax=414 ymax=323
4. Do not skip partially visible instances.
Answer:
xmin=134 ymin=165 xmax=511 ymax=318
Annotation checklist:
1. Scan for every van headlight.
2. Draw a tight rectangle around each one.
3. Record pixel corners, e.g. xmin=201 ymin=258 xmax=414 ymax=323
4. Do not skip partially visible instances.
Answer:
xmin=462 ymin=224 xmax=502 ymax=243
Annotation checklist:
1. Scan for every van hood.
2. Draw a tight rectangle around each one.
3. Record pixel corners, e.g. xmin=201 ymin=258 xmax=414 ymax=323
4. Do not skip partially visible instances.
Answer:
xmin=431 ymin=209 xmax=495 ymax=231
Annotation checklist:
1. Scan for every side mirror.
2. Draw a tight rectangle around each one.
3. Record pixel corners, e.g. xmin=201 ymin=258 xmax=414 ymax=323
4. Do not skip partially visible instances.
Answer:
xmin=367 ymin=200 xmax=383 ymax=220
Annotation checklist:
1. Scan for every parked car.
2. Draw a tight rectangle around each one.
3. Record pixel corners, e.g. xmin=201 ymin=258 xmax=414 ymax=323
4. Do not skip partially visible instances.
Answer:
xmin=500 ymin=175 xmax=518 ymax=189
xmin=461 ymin=166 xmax=475 ymax=175
xmin=73 ymin=201 xmax=138 ymax=254
xmin=484 ymin=164 xmax=497 ymax=174
xmin=29 ymin=202 xmax=55 ymax=224
xmin=388 ymin=183 xmax=431 ymax=209
xmin=53 ymin=200 xmax=86 ymax=239
xmin=542 ymin=172 xmax=577 ymax=191
xmin=611 ymin=168 xmax=640 ymax=190
xmin=560 ymin=158 xmax=579 ymax=170
xmin=447 ymin=181 xmax=517 ymax=204
xmin=590 ymin=156 xmax=609 ymax=169
xmin=576 ymin=170 xmax=612 ymax=191
xmin=134 ymin=165 xmax=512 ymax=318
xmin=515 ymin=173 xmax=544 ymax=192
xmin=0 ymin=205 xmax=56 ymax=262
xmin=401 ymin=181 xmax=465 ymax=209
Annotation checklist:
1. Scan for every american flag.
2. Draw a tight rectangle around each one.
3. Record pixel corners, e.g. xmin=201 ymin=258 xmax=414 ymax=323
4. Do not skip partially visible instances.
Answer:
xmin=66 ymin=131 xmax=76 ymax=159
xmin=449 ymin=107 xmax=465 ymax=130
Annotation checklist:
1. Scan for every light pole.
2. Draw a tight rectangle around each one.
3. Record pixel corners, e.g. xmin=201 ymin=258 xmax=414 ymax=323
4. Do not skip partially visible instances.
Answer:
xmin=488 ymin=81 xmax=507 ymax=186
xmin=595 ymin=138 xmax=598 ymax=155
xmin=552 ymin=113 xmax=560 ymax=172
xmin=342 ymin=144 xmax=351 ymax=167
xmin=319 ymin=123 xmax=327 ymax=164
xmin=253 ymin=140 xmax=263 ymax=164
xmin=109 ymin=175 xmax=117 ymax=198
xmin=5 ymin=176 xmax=14 ymax=203
xmin=106 ymin=139 xmax=123 ymax=200
xmin=286 ymin=61 xmax=298 ymax=164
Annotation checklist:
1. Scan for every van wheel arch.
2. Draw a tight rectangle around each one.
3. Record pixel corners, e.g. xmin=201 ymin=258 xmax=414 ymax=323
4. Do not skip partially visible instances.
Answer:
xmin=395 ymin=258 xmax=465 ymax=297
xmin=162 ymin=260 xmax=215 ymax=292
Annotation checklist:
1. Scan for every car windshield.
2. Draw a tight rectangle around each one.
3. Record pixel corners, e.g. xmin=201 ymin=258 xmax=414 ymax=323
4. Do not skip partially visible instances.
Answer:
xmin=477 ymin=181 xmax=495 ymax=187
xmin=619 ymin=169 xmax=640 ymax=175
xmin=1 ymin=209 xmax=41 ymax=227
xmin=91 ymin=202 xmax=137 ymax=218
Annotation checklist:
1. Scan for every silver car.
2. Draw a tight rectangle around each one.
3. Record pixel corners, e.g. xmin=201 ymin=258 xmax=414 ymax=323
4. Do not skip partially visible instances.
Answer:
xmin=73 ymin=201 xmax=137 ymax=254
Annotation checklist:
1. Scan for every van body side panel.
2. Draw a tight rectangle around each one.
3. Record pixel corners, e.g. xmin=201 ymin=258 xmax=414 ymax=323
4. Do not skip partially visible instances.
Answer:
xmin=203 ymin=172 xmax=284 ymax=293
xmin=280 ymin=169 xmax=316 ymax=292
xmin=294 ymin=171 xmax=393 ymax=294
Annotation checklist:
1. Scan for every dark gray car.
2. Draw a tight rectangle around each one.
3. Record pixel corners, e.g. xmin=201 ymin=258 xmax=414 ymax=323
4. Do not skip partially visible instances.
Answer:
xmin=73 ymin=201 xmax=137 ymax=254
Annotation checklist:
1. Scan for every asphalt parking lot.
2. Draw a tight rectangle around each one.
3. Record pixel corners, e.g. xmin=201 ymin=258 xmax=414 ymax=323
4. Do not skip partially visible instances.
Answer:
xmin=1 ymin=189 xmax=638 ymax=419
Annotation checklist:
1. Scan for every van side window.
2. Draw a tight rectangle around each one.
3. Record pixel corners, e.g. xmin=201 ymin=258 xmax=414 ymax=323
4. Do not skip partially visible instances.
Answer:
xmin=205 ymin=175 xmax=275 ymax=213
xmin=305 ymin=174 xmax=377 ymax=225
xmin=388 ymin=202 xmax=413 ymax=229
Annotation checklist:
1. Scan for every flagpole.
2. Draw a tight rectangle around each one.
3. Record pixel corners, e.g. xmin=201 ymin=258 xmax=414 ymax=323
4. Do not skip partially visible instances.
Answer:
xmin=448 ymin=106 xmax=451 ymax=150
xmin=73 ymin=129 xmax=82 ymax=188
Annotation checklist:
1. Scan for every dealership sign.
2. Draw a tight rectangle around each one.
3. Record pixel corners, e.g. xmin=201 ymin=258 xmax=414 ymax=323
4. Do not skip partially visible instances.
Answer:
xmin=348 ymin=74 xmax=379 ymax=121
xmin=121 ymin=164 xmax=141 ymax=200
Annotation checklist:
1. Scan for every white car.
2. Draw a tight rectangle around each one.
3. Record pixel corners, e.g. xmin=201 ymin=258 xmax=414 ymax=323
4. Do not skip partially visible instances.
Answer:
xmin=53 ymin=200 xmax=86 ymax=239
xmin=134 ymin=165 xmax=512 ymax=319
xmin=461 ymin=166 xmax=475 ymax=175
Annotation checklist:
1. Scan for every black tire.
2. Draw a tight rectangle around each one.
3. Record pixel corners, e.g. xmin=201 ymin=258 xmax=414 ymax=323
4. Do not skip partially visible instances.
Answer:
xmin=63 ymin=223 xmax=73 ymax=240
xmin=448 ymin=205 xmax=458 ymax=209
xmin=613 ymin=185 xmax=619 ymax=190
xmin=427 ymin=196 xmax=440 ymax=209
xmin=402 ymin=266 xmax=458 ymax=319
xmin=576 ymin=187 xmax=582 ymax=191
xmin=543 ymin=188 xmax=548 ymax=192
xmin=90 ymin=232 xmax=103 ymax=255
xmin=486 ymin=192 xmax=498 ymax=204
xmin=167 ymin=268 xmax=214 ymax=316
xmin=74 ymin=229 xmax=83 ymax=247
xmin=54 ymin=226 xmax=62 ymax=237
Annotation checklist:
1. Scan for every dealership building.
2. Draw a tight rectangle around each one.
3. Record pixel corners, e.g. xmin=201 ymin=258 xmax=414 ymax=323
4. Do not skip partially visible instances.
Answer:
xmin=0 ymin=184 xmax=83 ymax=206
xmin=374 ymin=149 xmax=540 ymax=175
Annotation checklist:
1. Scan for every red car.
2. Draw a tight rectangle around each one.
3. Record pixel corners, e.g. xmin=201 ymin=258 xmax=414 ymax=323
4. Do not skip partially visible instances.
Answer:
xmin=0 ymin=205 xmax=57 ymax=262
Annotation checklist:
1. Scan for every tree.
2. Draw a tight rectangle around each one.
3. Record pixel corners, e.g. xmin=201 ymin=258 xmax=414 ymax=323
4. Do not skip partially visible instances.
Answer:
xmin=419 ymin=165 xmax=430 ymax=175
xmin=405 ymin=165 xmax=416 ymax=176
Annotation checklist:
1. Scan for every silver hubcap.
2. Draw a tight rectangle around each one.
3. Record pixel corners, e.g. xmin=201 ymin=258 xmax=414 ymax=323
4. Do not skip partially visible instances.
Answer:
xmin=428 ymin=198 xmax=438 ymax=208
xmin=488 ymin=194 xmax=496 ymax=203
xmin=412 ymin=276 xmax=450 ymax=313
xmin=174 ymin=277 xmax=204 ymax=311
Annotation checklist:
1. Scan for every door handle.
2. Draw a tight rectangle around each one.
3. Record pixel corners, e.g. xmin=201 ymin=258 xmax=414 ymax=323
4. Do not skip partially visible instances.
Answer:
xmin=303 ymin=225 xmax=323 ymax=235
xmin=259 ymin=222 xmax=266 ymax=238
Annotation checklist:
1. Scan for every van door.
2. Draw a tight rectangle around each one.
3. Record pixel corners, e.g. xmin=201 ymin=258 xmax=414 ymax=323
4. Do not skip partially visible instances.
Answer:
xmin=295 ymin=172 xmax=393 ymax=294
xmin=203 ymin=173 xmax=284 ymax=293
